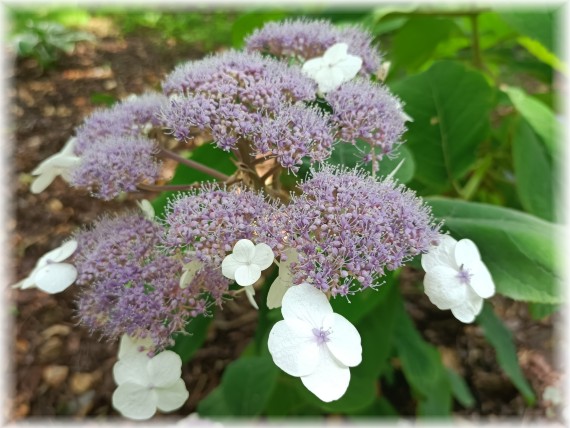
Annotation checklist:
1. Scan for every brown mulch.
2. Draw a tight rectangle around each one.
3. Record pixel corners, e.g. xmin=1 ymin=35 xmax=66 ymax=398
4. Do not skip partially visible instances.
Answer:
xmin=5 ymin=18 xmax=564 ymax=424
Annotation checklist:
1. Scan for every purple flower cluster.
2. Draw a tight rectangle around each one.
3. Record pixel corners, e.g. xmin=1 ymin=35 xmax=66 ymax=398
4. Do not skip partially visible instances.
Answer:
xmin=278 ymin=166 xmax=440 ymax=296
xmin=70 ymin=136 xmax=161 ymax=200
xmin=245 ymin=18 xmax=382 ymax=74
xmin=161 ymin=50 xmax=334 ymax=171
xmin=163 ymin=184 xmax=279 ymax=265
xmin=73 ymin=213 xmax=228 ymax=351
xmin=326 ymin=80 xmax=407 ymax=164
xmin=67 ymin=93 xmax=169 ymax=199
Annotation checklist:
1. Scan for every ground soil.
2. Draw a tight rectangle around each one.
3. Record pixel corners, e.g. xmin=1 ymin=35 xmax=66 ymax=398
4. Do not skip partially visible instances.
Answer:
xmin=5 ymin=19 xmax=565 ymax=424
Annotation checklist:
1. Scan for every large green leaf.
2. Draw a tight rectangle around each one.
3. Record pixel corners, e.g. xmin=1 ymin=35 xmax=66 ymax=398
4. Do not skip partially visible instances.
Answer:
xmin=477 ymin=303 xmax=536 ymax=404
xmin=512 ymin=118 xmax=555 ymax=221
xmin=503 ymin=85 xmax=560 ymax=157
xmin=392 ymin=290 xmax=452 ymax=416
xmin=427 ymin=198 xmax=562 ymax=304
xmin=391 ymin=17 xmax=458 ymax=72
xmin=390 ymin=61 xmax=494 ymax=193
xmin=498 ymin=10 xmax=556 ymax=52
xmin=168 ymin=314 xmax=213 ymax=364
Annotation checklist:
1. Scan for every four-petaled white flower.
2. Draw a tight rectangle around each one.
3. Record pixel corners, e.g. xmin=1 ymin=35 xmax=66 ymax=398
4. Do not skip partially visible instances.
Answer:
xmin=421 ymin=234 xmax=495 ymax=323
xmin=112 ymin=348 xmax=189 ymax=420
xmin=30 ymin=137 xmax=81 ymax=194
xmin=222 ymin=239 xmax=274 ymax=310
xmin=268 ymin=283 xmax=362 ymax=402
xmin=302 ymin=42 xmax=363 ymax=94
xmin=267 ymin=247 xmax=299 ymax=309
xmin=13 ymin=240 xmax=78 ymax=294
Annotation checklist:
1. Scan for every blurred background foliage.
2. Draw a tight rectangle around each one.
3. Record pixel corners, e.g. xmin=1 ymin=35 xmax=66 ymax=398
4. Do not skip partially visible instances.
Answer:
xmin=7 ymin=3 xmax=563 ymax=420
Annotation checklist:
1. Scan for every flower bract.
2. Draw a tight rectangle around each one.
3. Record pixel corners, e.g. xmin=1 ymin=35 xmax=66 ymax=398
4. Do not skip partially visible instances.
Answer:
xmin=221 ymin=239 xmax=274 ymax=287
xmin=112 ymin=349 xmax=189 ymax=420
xmin=268 ymin=283 xmax=362 ymax=402
xmin=31 ymin=137 xmax=81 ymax=194
xmin=13 ymin=240 xmax=78 ymax=294
xmin=421 ymin=235 xmax=495 ymax=323
xmin=302 ymin=43 xmax=363 ymax=93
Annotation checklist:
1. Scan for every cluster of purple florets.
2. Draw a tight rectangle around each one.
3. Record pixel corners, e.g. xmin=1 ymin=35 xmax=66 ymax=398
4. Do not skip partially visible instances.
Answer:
xmin=72 ymin=213 xmax=226 ymax=350
xmin=245 ymin=18 xmax=382 ymax=74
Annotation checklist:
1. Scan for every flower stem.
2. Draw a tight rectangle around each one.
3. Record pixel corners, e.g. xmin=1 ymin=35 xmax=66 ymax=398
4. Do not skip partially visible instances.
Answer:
xmin=138 ymin=183 xmax=202 ymax=192
xmin=156 ymin=148 xmax=230 ymax=181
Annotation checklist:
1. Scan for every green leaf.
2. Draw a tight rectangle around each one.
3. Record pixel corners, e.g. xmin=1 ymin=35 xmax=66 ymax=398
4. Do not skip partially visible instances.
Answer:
xmin=503 ymin=85 xmax=560 ymax=157
xmin=498 ymin=10 xmax=556 ymax=52
xmin=512 ymin=118 xmax=555 ymax=221
xmin=264 ymin=375 xmax=321 ymax=416
xmin=151 ymin=144 xmax=237 ymax=218
xmin=221 ymin=356 xmax=279 ymax=416
xmin=392 ymin=290 xmax=452 ymax=416
xmin=391 ymin=17 xmax=457 ymax=72
xmin=517 ymin=36 xmax=567 ymax=74
xmin=477 ymin=303 xmax=536 ymax=404
xmin=231 ymin=10 xmax=289 ymax=48
xmin=390 ymin=61 xmax=494 ymax=193
xmin=427 ymin=198 xmax=562 ymax=304
xmin=528 ymin=302 xmax=558 ymax=320
xmin=197 ymin=386 xmax=232 ymax=416
xmin=445 ymin=368 xmax=475 ymax=408
xmin=168 ymin=314 xmax=213 ymax=364
xmin=327 ymin=141 xmax=416 ymax=184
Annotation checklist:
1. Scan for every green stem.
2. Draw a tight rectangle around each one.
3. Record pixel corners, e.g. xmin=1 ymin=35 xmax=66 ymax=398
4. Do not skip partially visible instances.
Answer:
xmin=470 ymin=14 xmax=484 ymax=69
xmin=138 ymin=183 xmax=202 ymax=192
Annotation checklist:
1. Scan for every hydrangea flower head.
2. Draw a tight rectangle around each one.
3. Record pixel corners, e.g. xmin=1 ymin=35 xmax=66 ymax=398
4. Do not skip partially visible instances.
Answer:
xmin=13 ymin=240 xmax=78 ymax=294
xmin=421 ymin=235 xmax=495 ymax=323
xmin=30 ymin=137 xmax=81 ymax=194
xmin=245 ymin=18 xmax=381 ymax=74
xmin=302 ymin=43 xmax=363 ymax=94
xmin=279 ymin=166 xmax=440 ymax=296
xmin=268 ymin=283 xmax=362 ymax=402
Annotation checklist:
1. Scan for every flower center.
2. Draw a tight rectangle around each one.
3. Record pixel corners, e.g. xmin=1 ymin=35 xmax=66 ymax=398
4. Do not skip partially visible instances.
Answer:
xmin=456 ymin=265 xmax=473 ymax=285
xmin=312 ymin=327 xmax=332 ymax=345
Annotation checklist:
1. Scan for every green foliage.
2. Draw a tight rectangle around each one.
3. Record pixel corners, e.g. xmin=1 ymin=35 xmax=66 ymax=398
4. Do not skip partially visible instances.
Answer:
xmin=427 ymin=198 xmax=561 ymax=304
xmin=168 ymin=314 xmax=213 ymax=364
xmin=231 ymin=10 xmax=289 ymax=48
xmin=390 ymin=61 xmax=494 ymax=194
xmin=477 ymin=303 xmax=536 ymax=404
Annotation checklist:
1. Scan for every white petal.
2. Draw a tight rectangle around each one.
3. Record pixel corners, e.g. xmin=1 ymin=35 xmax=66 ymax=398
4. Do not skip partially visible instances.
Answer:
xmin=301 ymin=346 xmax=351 ymax=402
xmin=244 ymin=285 xmax=259 ymax=310
xmin=48 ymin=240 xmax=78 ymax=262
xmin=31 ymin=171 xmax=58 ymax=194
xmin=316 ymin=67 xmax=345 ymax=94
xmin=450 ymin=289 xmax=483 ymax=323
xmin=336 ymin=55 xmax=363 ymax=80
xmin=147 ymin=351 xmax=182 ymax=388
xmin=180 ymin=260 xmax=203 ymax=289
xmin=137 ymin=199 xmax=155 ymax=219
xmin=281 ymin=283 xmax=332 ymax=328
xmin=421 ymin=234 xmax=458 ymax=272
xmin=156 ymin=379 xmax=189 ymax=412
xmin=33 ymin=263 xmax=77 ymax=294
xmin=322 ymin=313 xmax=362 ymax=367
xmin=234 ymin=264 xmax=261 ymax=287
xmin=302 ymin=57 xmax=325 ymax=78
xmin=112 ymin=382 xmax=157 ymax=420
xmin=60 ymin=137 xmax=77 ymax=156
xmin=113 ymin=353 xmax=150 ymax=386
xmin=232 ymin=239 xmax=256 ymax=263
xmin=268 ymin=319 xmax=320 ymax=377
xmin=221 ymin=254 xmax=241 ymax=280
xmin=423 ymin=266 xmax=467 ymax=310
xmin=118 ymin=334 xmax=153 ymax=360
xmin=251 ymin=243 xmax=274 ymax=270
xmin=469 ymin=261 xmax=496 ymax=299
xmin=323 ymin=43 xmax=349 ymax=63
xmin=20 ymin=276 xmax=37 ymax=290
xmin=267 ymin=277 xmax=289 ymax=309
xmin=454 ymin=239 xmax=482 ymax=267
xmin=401 ymin=111 xmax=414 ymax=122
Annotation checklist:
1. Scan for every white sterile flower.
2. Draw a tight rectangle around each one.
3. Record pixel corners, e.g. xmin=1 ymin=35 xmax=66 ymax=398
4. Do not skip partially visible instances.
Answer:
xmin=118 ymin=334 xmax=154 ymax=359
xmin=179 ymin=260 xmax=204 ymax=289
xmin=421 ymin=235 xmax=496 ymax=323
xmin=268 ymin=283 xmax=362 ymax=402
xmin=302 ymin=42 xmax=363 ymax=94
xmin=31 ymin=137 xmax=81 ymax=193
xmin=137 ymin=199 xmax=155 ymax=220
xmin=112 ymin=349 xmax=189 ymax=420
xmin=222 ymin=239 xmax=274 ymax=287
xmin=13 ymin=240 xmax=78 ymax=294
xmin=267 ymin=247 xmax=299 ymax=309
